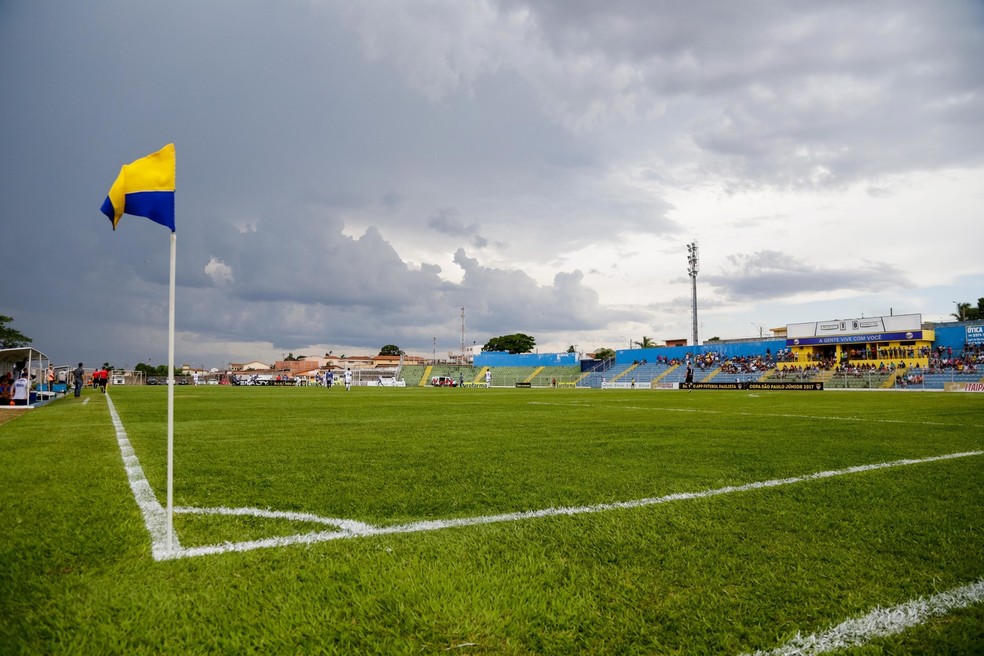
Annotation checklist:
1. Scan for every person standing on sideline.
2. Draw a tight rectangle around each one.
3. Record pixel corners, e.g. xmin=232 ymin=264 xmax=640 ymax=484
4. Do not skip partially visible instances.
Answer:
xmin=12 ymin=371 xmax=31 ymax=406
xmin=46 ymin=365 xmax=55 ymax=392
xmin=344 ymin=368 xmax=353 ymax=391
xmin=73 ymin=363 xmax=85 ymax=398
xmin=485 ymin=369 xmax=492 ymax=388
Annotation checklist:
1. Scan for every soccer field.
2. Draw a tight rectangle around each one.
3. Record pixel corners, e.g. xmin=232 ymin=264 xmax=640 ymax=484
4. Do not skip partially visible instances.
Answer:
xmin=2 ymin=386 xmax=983 ymax=654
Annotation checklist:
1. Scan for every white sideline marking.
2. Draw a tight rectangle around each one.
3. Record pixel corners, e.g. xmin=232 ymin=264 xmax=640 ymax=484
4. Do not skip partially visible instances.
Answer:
xmin=105 ymin=394 xmax=982 ymax=562
xmin=106 ymin=393 xmax=179 ymax=560
xmin=741 ymin=578 xmax=984 ymax=656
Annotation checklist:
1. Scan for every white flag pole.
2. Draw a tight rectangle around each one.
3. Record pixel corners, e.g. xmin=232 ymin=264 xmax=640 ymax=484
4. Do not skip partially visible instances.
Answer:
xmin=166 ymin=230 xmax=176 ymax=552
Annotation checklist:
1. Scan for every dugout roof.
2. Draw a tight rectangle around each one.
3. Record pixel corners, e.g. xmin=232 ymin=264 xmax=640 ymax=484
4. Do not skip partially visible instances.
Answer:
xmin=0 ymin=347 xmax=51 ymax=378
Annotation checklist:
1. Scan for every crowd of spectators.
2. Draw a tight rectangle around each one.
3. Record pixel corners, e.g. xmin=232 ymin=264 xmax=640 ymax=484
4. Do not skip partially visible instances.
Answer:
xmin=718 ymin=355 xmax=777 ymax=375
xmin=633 ymin=343 xmax=982 ymax=384
xmin=927 ymin=344 xmax=982 ymax=374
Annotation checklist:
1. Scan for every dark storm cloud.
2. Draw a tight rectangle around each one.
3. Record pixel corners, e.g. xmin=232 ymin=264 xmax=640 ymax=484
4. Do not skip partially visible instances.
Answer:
xmin=702 ymin=251 xmax=914 ymax=302
xmin=497 ymin=0 xmax=984 ymax=186
xmin=427 ymin=208 xmax=489 ymax=249
xmin=449 ymin=249 xmax=625 ymax=334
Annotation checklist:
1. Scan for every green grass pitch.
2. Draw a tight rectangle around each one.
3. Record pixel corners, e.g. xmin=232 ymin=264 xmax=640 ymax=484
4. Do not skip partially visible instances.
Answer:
xmin=2 ymin=385 xmax=982 ymax=654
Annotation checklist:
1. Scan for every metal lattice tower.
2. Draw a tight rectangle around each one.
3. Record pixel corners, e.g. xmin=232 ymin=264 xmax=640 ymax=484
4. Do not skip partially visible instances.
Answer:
xmin=687 ymin=242 xmax=699 ymax=346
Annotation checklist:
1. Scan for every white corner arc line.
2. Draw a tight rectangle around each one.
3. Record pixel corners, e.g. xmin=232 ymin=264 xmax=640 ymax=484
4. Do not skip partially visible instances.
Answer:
xmin=741 ymin=578 xmax=984 ymax=656
xmin=174 ymin=505 xmax=375 ymax=533
xmin=105 ymin=395 xmax=983 ymax=561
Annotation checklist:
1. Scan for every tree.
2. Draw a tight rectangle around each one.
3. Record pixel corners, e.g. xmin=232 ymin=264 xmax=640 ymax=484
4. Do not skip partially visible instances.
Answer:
xmin=634 ymin=336 xmax=657 ymax=349
xmin=951 ymin=298 xmax=983 ymax=322
xmin=566 ymin=345 xmax=576 ymax=354
xmin=593 ymin=347 xmax=616 ymax=361
xmin=482 ymin=333 xmax=536 ymax=354
xmin=0 ymin=315 xmax=31 ymax=348
xmin=379 ymin=344 xmax=403 ymax=356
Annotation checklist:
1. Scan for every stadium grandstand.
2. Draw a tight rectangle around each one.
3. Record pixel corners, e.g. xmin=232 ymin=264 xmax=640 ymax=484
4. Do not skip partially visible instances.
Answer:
xmin=471 ymin=313 xmax=984 ymax=391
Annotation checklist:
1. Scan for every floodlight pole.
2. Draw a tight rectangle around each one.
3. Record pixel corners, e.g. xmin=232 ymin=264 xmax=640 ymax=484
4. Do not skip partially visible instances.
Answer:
xmin=687 ymin=242 xmax=699 ymax=347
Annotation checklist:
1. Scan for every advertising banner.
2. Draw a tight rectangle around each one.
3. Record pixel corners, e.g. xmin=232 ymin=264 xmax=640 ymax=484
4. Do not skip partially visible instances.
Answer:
xmin=945 ymin=382 xmax=984 ymax=393
xmin=967 ymin=325 xmax=984 ymax=346
xmin=786 ymin=314 xmax=921 ymax=340
xmin=681 ymin=382 xmax=824 ymax=391
xmin=788 ymin=331 xmax=922 ymax=347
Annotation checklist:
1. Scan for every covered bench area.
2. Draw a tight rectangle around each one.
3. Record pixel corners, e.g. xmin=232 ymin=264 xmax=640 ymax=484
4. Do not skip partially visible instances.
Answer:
xmin=0 ymin=346 xmax=57 ymax=409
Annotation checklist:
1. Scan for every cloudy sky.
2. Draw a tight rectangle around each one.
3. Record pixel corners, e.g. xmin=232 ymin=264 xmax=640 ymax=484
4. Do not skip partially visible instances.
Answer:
xmin=2 ymin=0 xmax=983 ymax=368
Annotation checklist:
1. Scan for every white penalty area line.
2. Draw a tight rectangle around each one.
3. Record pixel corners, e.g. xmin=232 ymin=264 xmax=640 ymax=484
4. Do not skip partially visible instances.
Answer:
xmin=106 ymin=385 xmax=982 ymax=562
xmin=527 ymin=401 xmax=984 ymax=429
xmin=740 ymin=577 xmax=984 ymax=656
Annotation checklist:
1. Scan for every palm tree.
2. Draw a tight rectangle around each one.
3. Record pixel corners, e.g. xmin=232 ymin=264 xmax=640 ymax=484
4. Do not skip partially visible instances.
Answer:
xmin=952 ymin=302 xmax=972 ymax=322
xmin=634 ymin=336 xmax=657 ymax=349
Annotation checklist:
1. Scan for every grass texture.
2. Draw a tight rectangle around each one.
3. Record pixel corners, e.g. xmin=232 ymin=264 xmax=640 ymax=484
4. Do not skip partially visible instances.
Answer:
xmin=1 ymin=386 xmax=982 ymax=654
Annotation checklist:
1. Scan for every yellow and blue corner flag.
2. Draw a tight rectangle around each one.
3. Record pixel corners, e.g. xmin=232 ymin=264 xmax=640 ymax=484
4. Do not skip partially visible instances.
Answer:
xmin=100 ymin=144 xmax=175 ymax=231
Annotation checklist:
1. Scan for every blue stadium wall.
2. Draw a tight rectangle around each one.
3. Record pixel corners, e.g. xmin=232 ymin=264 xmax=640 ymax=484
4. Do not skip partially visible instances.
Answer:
xmin=614 ymin=340 xmax=787 ymax=365
xmin=932 ymin=322 xmax=984 ymax=352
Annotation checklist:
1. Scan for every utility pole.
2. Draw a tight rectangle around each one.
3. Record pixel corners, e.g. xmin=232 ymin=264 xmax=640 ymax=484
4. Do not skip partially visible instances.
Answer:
xmin=687 ymin=241 xmax=699 ymax=347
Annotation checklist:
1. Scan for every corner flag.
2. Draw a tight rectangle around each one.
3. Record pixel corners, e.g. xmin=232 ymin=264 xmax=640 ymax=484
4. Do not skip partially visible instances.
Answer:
xmin=100 ymin=144 xmax=175 ymax=231
xmin=98 ymin=142 xmax=179 ymax=553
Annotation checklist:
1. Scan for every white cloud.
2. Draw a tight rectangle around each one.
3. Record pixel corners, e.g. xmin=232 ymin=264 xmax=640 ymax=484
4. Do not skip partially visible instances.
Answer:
xmin=204 ymin=257 xmax=235 ymax=286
